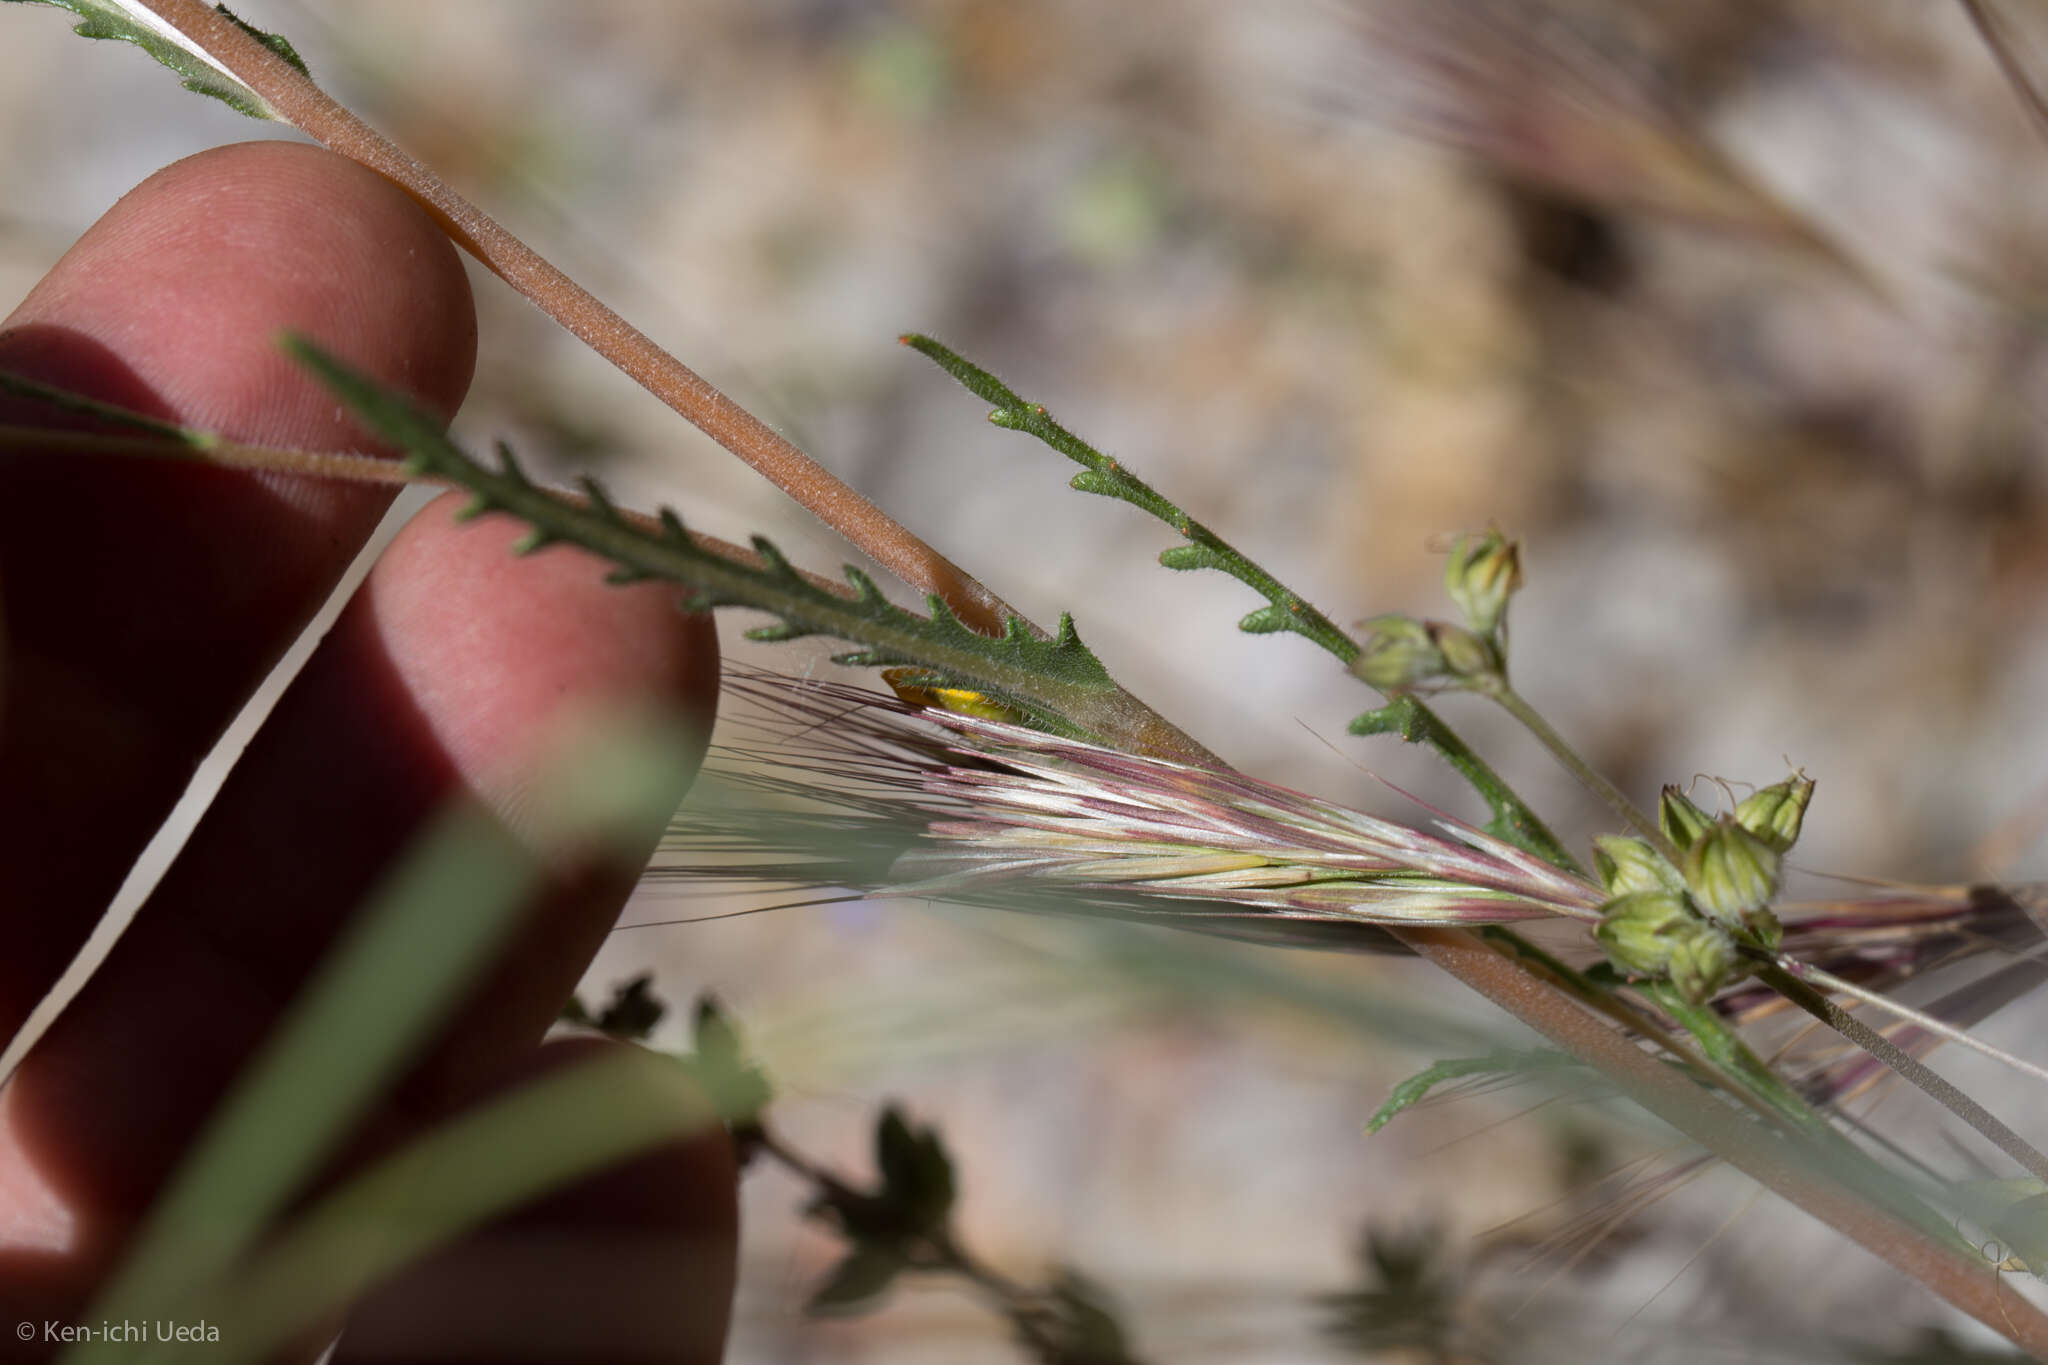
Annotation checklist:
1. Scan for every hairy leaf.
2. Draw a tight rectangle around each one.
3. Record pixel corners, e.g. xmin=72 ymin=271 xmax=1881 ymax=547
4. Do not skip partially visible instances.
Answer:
xmin=903 ymin=334 xmax=1579 ymax=873
xmin=284 ymin=335 xmax=1161 ymax=751
xmin=903 ymin=333 xmax=1360 ymax=663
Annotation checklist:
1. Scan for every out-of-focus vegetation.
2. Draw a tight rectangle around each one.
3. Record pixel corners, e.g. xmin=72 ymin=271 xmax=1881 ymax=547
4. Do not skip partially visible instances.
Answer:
xmin=11 ymin=3 xmax=2048 ymax=1359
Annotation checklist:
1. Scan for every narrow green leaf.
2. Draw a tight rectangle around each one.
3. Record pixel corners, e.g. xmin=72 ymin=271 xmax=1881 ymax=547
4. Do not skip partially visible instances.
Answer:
xmin=217 ymin=2 xmax=306 ymax=74
xmin=1350 ymin=698 xmax=1582 ymax=874
xmin=122 ymin=1049 xmax=717 ymax=1365
xmin=0 ymin=363 xmax=214 ymax=444
xmin=901 ymin=334 xmax=1584 ymax=871
xmin=897 ymin=332 xmax=1027 ymax=407
xmin=1365 ymin=1050 xmax=1578 ymax=1134
xmin=903 ymin=332 xmax=1360 ymax=662
xmin=65 ymin=721 xmax=706 ymax=1365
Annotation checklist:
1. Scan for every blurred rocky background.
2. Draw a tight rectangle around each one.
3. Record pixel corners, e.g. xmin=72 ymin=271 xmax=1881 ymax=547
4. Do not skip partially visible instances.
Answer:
xmin=8 ymin=1 xmax=2048 ymax=1359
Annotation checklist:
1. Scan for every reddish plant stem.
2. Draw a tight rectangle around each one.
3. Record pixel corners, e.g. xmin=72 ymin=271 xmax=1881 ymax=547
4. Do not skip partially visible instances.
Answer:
xmin=0 ymin=425 xmax=860 ymax=598
xmin=1959 ymin=0 xmax=2048 ymax=149
xmin=117 ymin=7 xmax=2048 ymax=1347
xmin=135 ymin=0 xmax=1015 ymax=637
xmin=133 ymin=1 xmax=1217 ymax=766
xmin=1396 ymin=926 xmax=2048 ymax=1354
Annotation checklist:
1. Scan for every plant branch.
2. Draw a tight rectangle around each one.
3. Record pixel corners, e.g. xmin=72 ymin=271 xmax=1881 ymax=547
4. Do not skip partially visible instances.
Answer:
xmin=0 ymin=419 xmax=859 ymax=600
xmin=1752 ymin=959 xmax=2048 ymax=1187
xmin=1958 ymin=0 xmax=2048 ymax=149
xmin=753 ymin=1122 xmax=1140 ymax=1362
xmin=130 ymin=0 xmax=1019 ymax=640
xmin=1352 ymin=696 xmax=1582 ymax=875
xmin=1393 ymin=926 xmax=2048 ymax=1355
xmin=1480 ymin=679 xmax=1667 ymax=856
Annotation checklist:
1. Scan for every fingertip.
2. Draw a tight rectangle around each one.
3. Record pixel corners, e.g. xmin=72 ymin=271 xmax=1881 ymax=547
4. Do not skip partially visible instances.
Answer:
xmin=6 ymin=139 xmax=475 ymax=447
xmin=366 ymin=490 xmax=722 ymax=823
xmin=0 ymin=141 xmax=481 ymax=1037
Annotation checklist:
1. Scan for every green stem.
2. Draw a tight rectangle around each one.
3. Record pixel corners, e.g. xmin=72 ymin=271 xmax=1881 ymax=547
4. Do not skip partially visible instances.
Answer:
xmin=1642 ymin=982 xmax=1832 ymax=1140
xmin=1353 ymin=698 xmax=1583 ymax=876
xmin=1752 ymin=960 xmax=2048 ymax=1187
xmin=1484 ymin=929 xmax=1683 ymax=1058
xmin=1397 ymin=927 xmax=2048 ymax=1353
xmin=1483 ymin=680 xmax=1668 ymax=857
xmin=1488 ymin=929 xmax=1835 ymax=1138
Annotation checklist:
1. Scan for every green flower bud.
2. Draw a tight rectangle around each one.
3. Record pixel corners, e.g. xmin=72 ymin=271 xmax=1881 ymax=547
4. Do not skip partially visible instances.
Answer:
xmin=1658 ymin=785 xmax=1716 ymax=855
xmin=1681 ymin=820 xmax=1782 ymax=940
xmin=1595 ymin=891 xmax=1740 ymax=1004
xmin=1664 ymin=919 xmax=1745 ymax=1005
xmin=1349 ymin=615 xmax=1445 ymax=693
xmin=1733 ymin=771 xmax=1815 ymax=854
xmin=1444 ymin=529 xmax=1522 ymax=637
xmin=1430 ymin=621 xmax=1501 ymax=683
xmin=1592 ymin=835 xmax=1683 ymax=897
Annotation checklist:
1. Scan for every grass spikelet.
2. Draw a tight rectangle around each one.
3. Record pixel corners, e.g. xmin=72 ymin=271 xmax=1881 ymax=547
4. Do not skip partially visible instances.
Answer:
xmin=660 ymin=670 xmax=1607 ymax=941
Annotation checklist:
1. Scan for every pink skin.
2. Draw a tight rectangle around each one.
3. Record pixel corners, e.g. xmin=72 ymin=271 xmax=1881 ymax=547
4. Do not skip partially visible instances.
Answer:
xmin=0 ymin=142 xmax=735 ymax=1362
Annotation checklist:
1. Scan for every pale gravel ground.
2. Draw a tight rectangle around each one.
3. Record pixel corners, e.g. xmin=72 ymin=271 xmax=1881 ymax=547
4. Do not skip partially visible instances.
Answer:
xmin=6 ymin=2 xmax=2048 ymax=1359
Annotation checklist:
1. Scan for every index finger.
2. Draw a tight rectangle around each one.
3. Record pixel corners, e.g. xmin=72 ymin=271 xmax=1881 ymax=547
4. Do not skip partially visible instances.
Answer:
xmin=0 ymin=140 xmax=478 ymax=1038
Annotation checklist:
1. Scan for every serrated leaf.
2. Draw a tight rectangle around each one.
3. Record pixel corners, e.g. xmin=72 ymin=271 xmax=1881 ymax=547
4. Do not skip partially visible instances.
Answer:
xmin=903 ymin=333 xmax=1361 ymax=666
xmin=5 ymin=0 xmax=302 ymax=119
xmin=897 ymin=333 xmax=1582 ymax=870
xmin=806 ymin=1245 xmax=905 ymax=1316
xmin=282 ymin=334 xmax=1180 ymax=755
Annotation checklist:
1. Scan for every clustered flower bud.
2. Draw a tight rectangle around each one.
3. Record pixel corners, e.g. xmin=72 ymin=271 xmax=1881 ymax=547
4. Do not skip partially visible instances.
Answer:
xmin=1593 ymin=772 xmax=1817 ymax=996
xmin=1681 ymin=821 xmax=1783 ymax=948
xmin=1592 ymin=834 xmax=1683 ymax=898
xmin=1349 ymin=615 xmax=1445 ymax=693
xmin=1443 ymin=528 xmax=1522 ymax=638
xmin=1348 ymin=615 xmax=1502 ymax=695
xmin=1658 ymin=785 xmax=1716 ymax=854
xmin=1733 ymin=771 xmax=1814 ymax=854
xmin=1595 ymin=890 xmax=1741 ymax=1005
xmin=1433 ymin=622 xmax=1498 ymax=680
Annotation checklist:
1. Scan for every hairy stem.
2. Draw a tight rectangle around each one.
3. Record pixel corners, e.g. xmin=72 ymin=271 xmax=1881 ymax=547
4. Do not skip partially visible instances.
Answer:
xmin=1779 ymin=954 xmax=2048 ymax=1089
xmin=1481 ymin=679 xmax=1667 ymax=856
xmin=1753 ymin=960 xmax=2048 ymax=1187
xmin=1958 ymin=0 xmax=2048 ymax=148
xmin=1642 ymin=982 xmax=1834 ymax=1140
xmin=132 ymin=0 xmax=1016 ymax=635
xmin=1397 ymin=926 xmax=2048 ymax=1355
xmin=0 ymin=421 xmax=859 ymax=600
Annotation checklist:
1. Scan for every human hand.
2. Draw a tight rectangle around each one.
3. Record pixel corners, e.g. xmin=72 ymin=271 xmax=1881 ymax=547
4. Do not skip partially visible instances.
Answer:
xmin=0 ymin=140 xmax=734 ymax=1363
